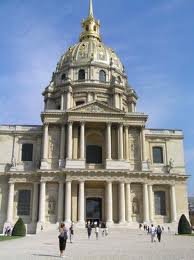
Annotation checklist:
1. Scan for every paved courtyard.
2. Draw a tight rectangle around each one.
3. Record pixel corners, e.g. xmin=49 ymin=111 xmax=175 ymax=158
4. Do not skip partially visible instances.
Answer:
xmin=0 ymin=228 xmax=194 ymax=260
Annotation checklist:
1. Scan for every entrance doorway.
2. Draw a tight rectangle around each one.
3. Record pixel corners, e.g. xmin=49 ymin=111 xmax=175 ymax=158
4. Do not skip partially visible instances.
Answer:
xmin=86 ymin=197 xmax=102 ymax=224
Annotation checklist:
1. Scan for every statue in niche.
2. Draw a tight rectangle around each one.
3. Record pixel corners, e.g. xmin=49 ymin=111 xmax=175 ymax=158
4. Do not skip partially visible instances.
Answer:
xmin=132 ymin=197 xmax=139 ymax=214
xmin=48 ymin=197 xmax=56 ymax=215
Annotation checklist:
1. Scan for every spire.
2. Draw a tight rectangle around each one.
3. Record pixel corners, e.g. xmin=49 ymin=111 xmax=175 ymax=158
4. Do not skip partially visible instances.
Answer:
xmin=89 ymin=0 xmax=94 ymax=17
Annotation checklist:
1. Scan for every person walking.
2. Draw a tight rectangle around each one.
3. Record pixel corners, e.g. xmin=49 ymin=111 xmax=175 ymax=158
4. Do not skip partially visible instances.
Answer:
xmin=58 ymin=223 xmax=68 ymax=257
xmin=156 ymin=225 xmax=162 ymax=242
xmin=150 ymin=224 xmax=156 ymax=243
xmin=95 ymin=226 xmax=99 ymax=240
xmin=69 ymin=223 xmax=74 ymax=243
xmin=87 ymin=223 xmax=92 ymax=239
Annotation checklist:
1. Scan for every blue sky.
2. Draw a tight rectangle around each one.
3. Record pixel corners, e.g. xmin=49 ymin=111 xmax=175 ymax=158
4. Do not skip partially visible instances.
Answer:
xmin=0 ymin=0 xmax=193 ymax=195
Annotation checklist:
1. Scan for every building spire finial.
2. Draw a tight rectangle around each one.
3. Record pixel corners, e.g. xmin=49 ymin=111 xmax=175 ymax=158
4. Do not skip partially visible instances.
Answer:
xmin=89 ymin=0 xmax=94 ymax=17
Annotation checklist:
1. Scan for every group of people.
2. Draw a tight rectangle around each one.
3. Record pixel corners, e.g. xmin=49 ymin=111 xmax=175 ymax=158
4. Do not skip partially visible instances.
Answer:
xmin=139 ymin=223 xmax=163 ymax=242
xmin=86 ymin=221 xmax=109 ymax=240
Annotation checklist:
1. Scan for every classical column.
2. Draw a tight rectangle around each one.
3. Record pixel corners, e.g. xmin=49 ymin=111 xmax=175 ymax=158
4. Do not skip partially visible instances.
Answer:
xmin=42 ymin=123 xmax=49 ymax=161
xmin=106 ymin=181 xmax=113 ymax=223
xmin=80 ymin=122 xmax=85 ymax=160
xmin=106 ymin=123 xmax=112 ymax=160
xmin=143 ymin=183 xmax=149 ymax=223
xmin=125 ymin=183 xmax=132 ymax=223
xmin=78 ymin=181 xmax=85 ymax=224
xmin=67 ymin=91 xmax=71 ymax=109
xmin=60 ymin=93 xmax=65 ymax=110
xmin=38 ymin=181 xmax=46 ymax=223
xmin=119 ymin=182 xmax=126 ymax=223
xmin=6 ymin=182 xmax=15 ymax=223
xmin=32 ymin=182 xmax=39 ymax=223
xmin=124 ymin=125 xmax=129 ymax=160
xmin=65 ymin=181 xmax=72 ymax=223
xmin=141 ymin=128 xmax=146 ymax=162
xmin=67 ymin=122 xmax=73 ymax=160
xmin=57 ymin=182 xmax=64 ymax=223
xmin=59 ymin=124 xmax=65 ymax=167
xmin=148 ymin=185 xmax=154 ymax=222
xmin=118 ymin=124 xmax=124 ymax=160
xmin=170 ymin=185 xmax=177 ymax=222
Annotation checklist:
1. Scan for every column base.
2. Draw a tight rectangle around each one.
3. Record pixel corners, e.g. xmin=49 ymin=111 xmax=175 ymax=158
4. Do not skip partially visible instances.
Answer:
xmin=76 ymin=220 xmax=86 ymax=227
xmin=36 ymin=222 xmax=45 ymax=233
xmin=40 ymin=159 xmax=49 ymax=170
xmin=141 ymin=161 xmax=149 ymax=171
xmin=106 ymin=221 xmax=114 ymax=227
xmin=58 ymin=159 xmax=65 ymax=168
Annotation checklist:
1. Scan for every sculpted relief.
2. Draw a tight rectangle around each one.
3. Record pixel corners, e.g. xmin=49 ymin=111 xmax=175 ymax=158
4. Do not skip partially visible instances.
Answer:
xmin=129 ymin=130 xmax=140 ymax=160
xmin=48 ymin=126 xmax=60 ymax=159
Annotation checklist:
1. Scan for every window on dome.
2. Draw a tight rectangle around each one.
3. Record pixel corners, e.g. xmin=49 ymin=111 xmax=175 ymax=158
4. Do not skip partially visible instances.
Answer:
xmin=78 ymin=69 xmax=85 ymax=80
xmin=94 ymin=26 xmax=96 ymax=31
xmin=86 ymin=25 xmax=89 ymax=31
xmin=76 ymin=101 xmax=85 ymax=106
xmin=153 ymin=147 xmax=163 ymax=164
xmin=61 ymin=73 xmax=67 ymax=80
xmin=99 ymin=70 xmax=106 ymax=82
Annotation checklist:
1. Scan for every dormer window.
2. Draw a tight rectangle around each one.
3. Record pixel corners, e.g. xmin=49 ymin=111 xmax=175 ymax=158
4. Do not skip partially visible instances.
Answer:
xmin=78 ymin=69 xmax=85 ymax=80
xmin=61 ymin=73 xmax=67 ymax=80
xmin=86 ymin=25 xmax=89 ymax=31
xmin=99 ymin=70 xmax=106 ymax=82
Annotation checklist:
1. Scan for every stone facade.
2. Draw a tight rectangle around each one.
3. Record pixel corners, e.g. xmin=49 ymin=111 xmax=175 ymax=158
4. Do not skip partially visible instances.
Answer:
xmin=0 ymin=0 xmax=189 ymax=233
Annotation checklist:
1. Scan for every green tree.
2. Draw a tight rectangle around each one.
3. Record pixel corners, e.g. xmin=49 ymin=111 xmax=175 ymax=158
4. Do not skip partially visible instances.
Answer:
xmin=12 ymin=218 xmax=26 ymax=236
xmin=178 ymin=214 xmax=192 ymax=234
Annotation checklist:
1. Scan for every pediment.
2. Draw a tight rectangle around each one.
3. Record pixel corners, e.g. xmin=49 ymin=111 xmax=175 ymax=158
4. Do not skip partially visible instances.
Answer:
xmin=69 ymin=101 xmax=123 ymax=114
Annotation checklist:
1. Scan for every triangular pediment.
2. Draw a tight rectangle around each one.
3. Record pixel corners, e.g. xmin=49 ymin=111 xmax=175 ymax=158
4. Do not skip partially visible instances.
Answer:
xmin=69 ymin=101 xmax=124 ymax=114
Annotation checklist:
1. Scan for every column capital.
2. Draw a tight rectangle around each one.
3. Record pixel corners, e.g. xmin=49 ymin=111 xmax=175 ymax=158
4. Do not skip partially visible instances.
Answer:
xmin=44 ymin=122 xmax=49 ymax=126
xmin=107 ymin=122 xmax=112 ymax=126
xmin=80 ymin=121 xmax=86 ymax=126
xmin=68 ymin=121 xmax=73 ymax=125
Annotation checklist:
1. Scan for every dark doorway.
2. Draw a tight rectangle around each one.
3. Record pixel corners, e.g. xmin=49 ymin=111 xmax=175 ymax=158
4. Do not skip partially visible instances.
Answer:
xmin=86 ymin=197 xmax=102 ymax=224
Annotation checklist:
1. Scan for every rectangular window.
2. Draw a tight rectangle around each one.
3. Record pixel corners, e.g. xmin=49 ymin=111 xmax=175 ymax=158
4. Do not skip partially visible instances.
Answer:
xmin=153 ymin=147 xmax=163 ymax=164
xmin=17 ymin=190 xmax=31 ymax=216
xmin=154 ymin=191 xmax=166 ymax=215
xmin=22 ymin=143 xmax=33 ymax=161
xmin=86 ymin=145 xmax=102 ymax=164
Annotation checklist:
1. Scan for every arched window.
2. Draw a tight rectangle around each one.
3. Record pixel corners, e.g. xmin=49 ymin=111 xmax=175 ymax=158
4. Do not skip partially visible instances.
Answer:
xmin=99 ymin=70 xmax=106 ymax=82
xmin=61 ymin=73 xmax=66 ymax=80
xmin=78 ymin=69 xmax=85 ymax=80
xmin=86 ymin=25 xmax=89 ymax=31
xmin=153 ymin=147 xmax=163 ymax=163
xmin=94 ymin=25 xmax=96 ymax=31
xmin=154 ymin=191 xmax=166 ymax=215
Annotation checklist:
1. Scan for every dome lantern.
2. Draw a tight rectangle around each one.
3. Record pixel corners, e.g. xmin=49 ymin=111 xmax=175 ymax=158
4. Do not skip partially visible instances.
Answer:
xmin=80 ymin=0 xmax=101 ymax=42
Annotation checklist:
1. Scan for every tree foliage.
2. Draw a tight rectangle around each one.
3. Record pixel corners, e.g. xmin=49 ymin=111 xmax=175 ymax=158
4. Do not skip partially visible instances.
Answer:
xmin=12 ymin=218 xmax=26 ymax=236
xmin=178 ymin=214 xmax=192 ymax=234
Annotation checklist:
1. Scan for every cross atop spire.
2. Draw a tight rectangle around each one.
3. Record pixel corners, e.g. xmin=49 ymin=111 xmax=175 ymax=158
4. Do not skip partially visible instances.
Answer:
xmin=89 ymin=0 xmax=94 ymax=17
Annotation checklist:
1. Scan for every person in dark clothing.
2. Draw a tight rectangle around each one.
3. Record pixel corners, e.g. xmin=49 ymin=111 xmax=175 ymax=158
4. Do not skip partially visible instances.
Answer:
xmin=87 ymin=223 xmax=92 ymax=239
xmin=58 ymin=223 xmax=68 ymax=257
xmin=156 ymin=225 xmax=162 ymax=242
